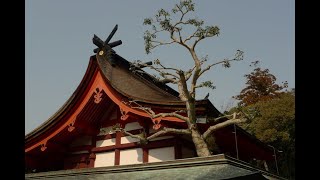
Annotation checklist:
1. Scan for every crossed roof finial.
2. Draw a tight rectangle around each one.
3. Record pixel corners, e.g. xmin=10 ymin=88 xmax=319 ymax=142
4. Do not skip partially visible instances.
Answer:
xmin=93 ymin=24 xmax=122 ymax=66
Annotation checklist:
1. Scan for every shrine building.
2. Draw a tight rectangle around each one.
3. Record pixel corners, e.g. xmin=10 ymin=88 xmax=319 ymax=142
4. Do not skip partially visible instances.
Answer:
xmin=25 ymin=27 xmax=284 ymax=179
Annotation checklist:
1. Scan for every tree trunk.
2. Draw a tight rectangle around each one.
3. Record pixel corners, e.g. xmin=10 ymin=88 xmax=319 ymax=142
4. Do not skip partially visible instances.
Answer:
xmin=191 ymin=128 xmax=211 ymax=157
xmin=185 ymin=100 xmax=211 ymax=157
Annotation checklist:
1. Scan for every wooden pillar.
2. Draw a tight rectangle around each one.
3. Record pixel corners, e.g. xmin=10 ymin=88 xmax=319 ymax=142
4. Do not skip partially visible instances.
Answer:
xmin=88 ymin=153 xmax=96 ymax=168
xmin=143 ymin=148 xmax=149 ymax=163
xmin=115 ymin=131 xmax=121 ymax=165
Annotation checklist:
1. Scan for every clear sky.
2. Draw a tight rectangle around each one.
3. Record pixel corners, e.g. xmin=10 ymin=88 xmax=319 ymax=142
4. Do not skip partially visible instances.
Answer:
xmin=25 ymin=0 xmax=295 ymax=134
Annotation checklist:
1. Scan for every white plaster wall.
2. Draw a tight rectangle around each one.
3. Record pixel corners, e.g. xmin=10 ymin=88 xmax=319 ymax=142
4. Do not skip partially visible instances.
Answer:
xmin=96 ymin=138 xmax=116 ymax=147
xmin=94 ymin=151 xmax=115 ymax=167
xmin=124 ymin=122 xmax=142 ymax=131
xmin=181 ymin=146 xmax=195 ymax=158
xmin=148 ymin=146 xmax=175 ymax=163
xmin=98 ymin=126 xmax=115 ymax=136
xmin=70 ymin=135 xmax=92 ymax=147
xmin=121 ymin=136 xmax=140 ymax=144
xmin=119 ymin=148 xmax=143 ymax=165
xmin=149 ymin=136 xmax=173 ymax=141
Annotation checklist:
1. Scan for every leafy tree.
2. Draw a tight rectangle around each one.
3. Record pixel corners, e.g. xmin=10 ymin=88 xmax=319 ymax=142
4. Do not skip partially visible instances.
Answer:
xmin=231 ymin=63 xmax=295 ymax=178
xmin=244 ymin=92 xmax=294 ymax=143
xmin=234 ymin=61 xmax=288 ymax=106
xmin=114 ymin=0 xmax=247 ymax=157
xmin=240 ymin=91 xmax=295 ymax=179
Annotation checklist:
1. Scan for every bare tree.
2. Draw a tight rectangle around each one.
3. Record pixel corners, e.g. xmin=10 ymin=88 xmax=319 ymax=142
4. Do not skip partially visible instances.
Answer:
xmin=115 ymin=0 xmax=247 ymax=157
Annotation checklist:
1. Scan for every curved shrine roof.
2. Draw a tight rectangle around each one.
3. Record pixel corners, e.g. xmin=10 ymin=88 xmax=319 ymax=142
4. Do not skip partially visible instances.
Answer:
xmin=25 ymin=51 xmax=274 ymax=161
xmin=25 ymin=53 xmax=221 ymax=142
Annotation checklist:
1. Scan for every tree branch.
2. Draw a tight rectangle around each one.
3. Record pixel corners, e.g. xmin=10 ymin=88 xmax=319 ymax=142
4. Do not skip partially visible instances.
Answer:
xmin=184 ymin=65 xmax=196 ymax=81
xmin=169 ymin=24 xmax=191 ymax=50
xmin=184 ymin=33 xmax=197 ymax=44
xmin=190 ymin=50 xmax=201 ymax=97
xmin=147 ymin=127 xmax=191 ymax=140
xmin=125 ymin=101 xmax=189 ymax=121
xmin=177 ymin=5 xmax=188 ymax=22
xmin=202 ymin=112 xmax=247 ymax=139
xmin=199 ymin=58 xmax=239 ymax=77
xmin=177 ymin=28 xmax=183 ymax=42
xmin=155 ymin=59 xmax=181 ymax=72
xmin=118 ymin=129 xmax=147 ymax=142
xmin=192 ymin=35 xmax=205 ymax=50
xmin=157 ymin=77 xmax=178 ymax=84
xmin=114 ymin=126 xmax=190 ymax=144
xmin=177 ymin=70 xmax=191 ymax=101
xmin=150 ymin=40 xmax=175 ymax=50
xmin=150 ymin=111 xmax=189 ymax=121
xmin=134 ymin=60 xmax=180 ymax=79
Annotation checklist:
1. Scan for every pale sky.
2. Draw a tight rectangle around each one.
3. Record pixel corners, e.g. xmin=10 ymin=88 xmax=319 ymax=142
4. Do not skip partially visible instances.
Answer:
xmin=25 ymin=0 xmax=295 ymax=134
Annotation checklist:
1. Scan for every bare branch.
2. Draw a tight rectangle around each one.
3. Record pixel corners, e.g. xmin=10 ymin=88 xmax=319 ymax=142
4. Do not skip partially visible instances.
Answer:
xmin=177 ymin=70 xmax=191 ymax=101
xmin=150 ymin=112 xmax=189 ymax=121
xmin=207 ymin=115 xmax=230 ymax=123
xmin=134 ymin=60 xmax=180 ymax=79
xmin=169 ymin=25 xmax=191 ymax=50
xmin=202 ymin=112 xmax=248 ymax=139
xmin=190 ymin=56 xmax=201 ymax=97
xmin=125 ymin=101 xmax=189 ymax=121
xmin=150 ymin=29 xmax=166 ymax=36
xmin=114 ymin=125 xmax=190 ymax=145
xmin=178 ymin=5 xmax=187 ymax=22
xmin=199 ymin=58 xmax=239 ymax=77
xmin=118 ymin=129 xmax=146 ymax=142
xmin=183 ymin=31 xmax=198 ymax=44
xmin=147 ymin=127 xmax=191 ymax=140
xmin=150 ymin=40 xmax=175 ymax=50
xmin=184 ymin=65 xmax=196 ymax=81
xmin=157 ymin=78 xmax=178 ymax=84
xmin=152 ymin=66 xmax=178 ymax=77
xmin=177 ymin=28 xmax=183 ymax=42
xmin=192 ymin=35 xmax=205 ymax=50
xmin=154 ymin=59 xmax=181 ymax=72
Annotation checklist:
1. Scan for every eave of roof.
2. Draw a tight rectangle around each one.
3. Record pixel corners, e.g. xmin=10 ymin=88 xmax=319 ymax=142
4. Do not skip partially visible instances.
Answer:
xmin=25 ymin=58 xmax=99 ymax=142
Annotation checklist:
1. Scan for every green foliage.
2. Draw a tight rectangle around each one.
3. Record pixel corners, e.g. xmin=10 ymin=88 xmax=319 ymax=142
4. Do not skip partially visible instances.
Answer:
xmin=142 ymin=0 xmax=220 ymax=54
xmin=235 ymin=91 xmax=295 ymax=178
xmin=143 ymin=18 xmax=153 ymax=25
xmin=172 ymin=0 xmax=195 ymax=13
xmin=198 ymin=81 xmax=216 ymax=90
xmin=234 ymin=50 xmax=244 ymax=61
xmin=246 ymin=92 xmax=295 ymax=143
xmin=186 ymin=19 xmax=204 ymax=27
xmin=143 ymin=30 xmax=153 ymax=54
xmin=195 ymin=26 xmax=220 ymax=38
xmin=222 ymin=60 xmax=230 ymax=68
